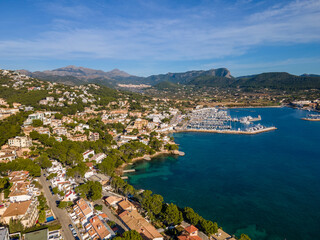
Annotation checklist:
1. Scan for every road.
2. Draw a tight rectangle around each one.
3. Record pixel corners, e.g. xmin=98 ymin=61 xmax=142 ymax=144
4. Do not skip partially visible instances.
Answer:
xmin=39 ymin=171 xmax=76 ymax=240
xmin=94 ymin=197 xmax=128 ymax=234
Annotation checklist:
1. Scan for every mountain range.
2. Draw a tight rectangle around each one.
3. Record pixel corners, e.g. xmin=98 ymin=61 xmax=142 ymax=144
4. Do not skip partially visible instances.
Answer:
xmin=17 ymin=65 xmax=320 ymax=91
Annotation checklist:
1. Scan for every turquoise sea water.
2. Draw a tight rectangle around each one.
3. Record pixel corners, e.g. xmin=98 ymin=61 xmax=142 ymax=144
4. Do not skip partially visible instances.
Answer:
xmin=125 ymin=107 xmax=320 ymax=240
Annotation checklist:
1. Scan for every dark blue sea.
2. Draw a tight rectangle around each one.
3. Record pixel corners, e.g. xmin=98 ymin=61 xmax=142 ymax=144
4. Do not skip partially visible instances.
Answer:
xmin=126 ymin=107 xmax=320 ymax=240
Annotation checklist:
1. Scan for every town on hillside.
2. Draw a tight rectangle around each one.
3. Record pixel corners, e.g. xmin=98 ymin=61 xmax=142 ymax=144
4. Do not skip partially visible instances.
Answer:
xmin=0 ymin=69 xmax=256 ymax=240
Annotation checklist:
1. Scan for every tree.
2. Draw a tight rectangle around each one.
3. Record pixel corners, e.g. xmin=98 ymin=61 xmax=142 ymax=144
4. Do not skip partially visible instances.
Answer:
xmin=114 ymin=230 xmax=143 ymax=240
xmin=131 ymin=128 xmax=139 ymax=135
xmin=94 ymin=204 xmax=103 ymax=211
xmin=150 ymin=131 xmax=158 ymax=137
xmin=239 ymin=234 xmax=251 ymax=240
xmin=198 ymin=218 xmax=218 ymax=235
xmin=165 ymin=144 xmax=179 ymax=151
xmin=183 ymin=207 xmax=200 ymax=226
xmin=98 ymin=157 xmax=116 ymax=175
xmin=38 ymin=210 xmax=46 ymax=223
xmin=0 ymin=112 xmax=27 ymax=146
xmin=35 ymin=154 xmax=52 ymax=169
xmin=37 ymin=194 xmax=48 ymax=211
xmin=32 ymin=119 xmax=43 ymax=127
xmin=0 ymin=158 xmax=41 ymax=177
xmin=0 ymin=177 xmax=9 ymax=191
xmin=149 ymin=137 xmax=162 ymax=151
xmin=58 ymin=201 xmax=73 ymax=208
xmin=54 ymin=113 xmax=63 ymax=119
xmin=46 ymin=173 xmax=57 ymax=180
xmin=75 ymin=181 xmax=102 ymax=201
xmin=52 ymin=187 xmax=59 ymax=195
xmin=67 ymin=149 xmax=83 ymax=165
xmin=9 ymin=218 xmax=24 ymax=233
xmin=162 ymin=203 xmax=183 ymax=226
xmin=141 ymin=190 xmax=163 ymax=215
xmin=124 ymin=184 xmax=135 ymax=196
xmin=66 ymin=162 xmax=88 ymax=179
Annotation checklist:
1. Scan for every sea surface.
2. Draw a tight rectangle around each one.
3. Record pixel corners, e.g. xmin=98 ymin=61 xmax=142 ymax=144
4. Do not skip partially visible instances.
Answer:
xmin=125 ymin=107 xmax=320 ymax=240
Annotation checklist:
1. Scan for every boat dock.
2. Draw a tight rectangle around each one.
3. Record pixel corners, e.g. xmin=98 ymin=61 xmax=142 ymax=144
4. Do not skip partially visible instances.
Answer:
xmin=179 ymin=126 xmax=277 ymax=135
xmin=302 ymin=114 xmax=320 ymax=121
xmin=301 ymin=118 xmax=320 ymax=121
xmin=122 ymin=169 xmax=136 ymax=173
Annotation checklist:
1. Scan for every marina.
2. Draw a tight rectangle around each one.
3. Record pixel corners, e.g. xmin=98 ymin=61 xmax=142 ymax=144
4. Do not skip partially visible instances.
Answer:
xmin=179 ymin=107 xmax=275 ymax=134
xmin=302 ymin=114 xmax=320 ymax=121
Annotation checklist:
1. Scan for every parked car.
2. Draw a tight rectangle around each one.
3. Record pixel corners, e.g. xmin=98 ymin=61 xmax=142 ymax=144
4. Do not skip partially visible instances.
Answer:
xmin=72 ymin=229 xmax=77 ymax=237
xmin=68 ymin=224 xmax=74 ymax=230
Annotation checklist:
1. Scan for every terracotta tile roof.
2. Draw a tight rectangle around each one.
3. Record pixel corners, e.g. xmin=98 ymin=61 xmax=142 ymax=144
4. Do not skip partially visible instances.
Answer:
xmin=85 ymin=162 xmax=93 ymax=168
xmin=89 ymin=216 xmax=110 ymax=239
xmin=2 ymin=200 xmax=32 ymax=217
xmin=9 ymin=171 xmax=29 ymax=183
xmin=105 ymin=196 xmax=123 ymax=205
xmin=118 ymin=210 xmax=162 ymax=240
xmin=185 ymin=225 xmax=198 ymax=234
xmin=99 ymin=213 xmax=108 ymax=219
xmin=76 ymin=198 xmax=93 ymax=217
xmin=118 ymin=199 xmax=135 ymax=211
xmin=8 ymin=182 xmax=29 ymax=197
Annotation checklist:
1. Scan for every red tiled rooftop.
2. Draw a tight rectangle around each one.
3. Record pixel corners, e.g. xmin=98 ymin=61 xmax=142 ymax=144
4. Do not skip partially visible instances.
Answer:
xmin=185 ymin=225 xmax=198 ymax=234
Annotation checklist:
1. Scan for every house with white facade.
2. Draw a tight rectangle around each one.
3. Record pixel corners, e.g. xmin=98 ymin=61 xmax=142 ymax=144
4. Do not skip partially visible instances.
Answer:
xmin=83 ymin=150 xmax=95 ymax=160
xmin=8 ymin=136 xmax=32 ymax=148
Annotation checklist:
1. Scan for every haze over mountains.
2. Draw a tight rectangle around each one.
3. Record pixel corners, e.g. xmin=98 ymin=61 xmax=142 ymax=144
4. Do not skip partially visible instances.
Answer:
xmin=17 ymin=65 xmax=320 ymax=90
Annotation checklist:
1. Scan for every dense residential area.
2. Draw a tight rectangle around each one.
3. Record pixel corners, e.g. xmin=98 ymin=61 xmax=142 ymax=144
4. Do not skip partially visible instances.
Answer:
xmin=0 ymin=69 xmax=249 ymax=240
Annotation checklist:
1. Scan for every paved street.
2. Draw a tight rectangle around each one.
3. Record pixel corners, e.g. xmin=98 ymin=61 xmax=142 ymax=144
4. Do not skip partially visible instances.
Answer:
xmin=94 ymin=198 xmax=128 ymax=234
xmin=39 ymin=171 xmax=76 ymax=240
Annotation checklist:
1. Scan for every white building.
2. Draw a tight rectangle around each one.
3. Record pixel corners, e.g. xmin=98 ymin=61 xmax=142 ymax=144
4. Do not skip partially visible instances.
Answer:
xmin=83 ymin=150 xmax=95 ymax=160
xmin=8 ymin=136 xmax=32 ymax=148
xmin=90 ymin=153 xmax=106 ymax=164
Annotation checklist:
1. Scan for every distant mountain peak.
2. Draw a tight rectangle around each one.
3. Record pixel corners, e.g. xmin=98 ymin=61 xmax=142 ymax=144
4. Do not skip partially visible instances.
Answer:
xmin=107 ymin=68 xmax=132 ymax=78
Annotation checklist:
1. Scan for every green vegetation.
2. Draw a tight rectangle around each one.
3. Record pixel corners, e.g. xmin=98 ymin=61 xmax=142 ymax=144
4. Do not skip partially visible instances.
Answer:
xmin=57 ymin=201 xmax=73 ymax=208
xmin=76 ymin=181 xmax=102 ymax=201
xmin=54 ymin=113 xmax=63 ymax=119
xmin=94 ymin=204 xmax=103 ymax=211
xmin=0 ymin=158 xmax=41 ymax=177
xmin=32 ymin=119 xmax=43 ymax=127
xmin=162 ymin=203 xmax=183 ymax=225
xmin=9 ymin=219 xmax=24 ymax=233
xmin=38 ymin=210 xmax=46 ymax=223
xmin=239 ymin=234 xmax=251 ymax=240
xmin=141 ymin=190 xmax=163 ymax=216
xmin=0 ymin=112 xmax=28 ymax=146
xmin=0 ymin=177 xmax=10 ymax=192
xmin=113 ymin=230 xmax=143 ymax=240
xmin=46 ymin=173 xmax=57 ymax=180
xmin=66 ymin=162 xmax=88 ymax=178
xmin=164 ymin=143 xmax=179 ymax=151
xmin=52 ymin=187 xmax=59 ymax=195
xmin=35 ymin=154 xmax=52 ymax=169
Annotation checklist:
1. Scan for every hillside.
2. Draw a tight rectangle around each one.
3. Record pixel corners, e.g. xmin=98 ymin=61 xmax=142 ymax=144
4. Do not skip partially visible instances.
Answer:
xmin=18 ymin=66 xmax=140 ymax=86
xmin=17 ymin=66 xmax=320 ymax=92
xmin=144 ymin=68 xmax=232 ymax=85
xmin=233 ymin=72 xmax=320 ymax=90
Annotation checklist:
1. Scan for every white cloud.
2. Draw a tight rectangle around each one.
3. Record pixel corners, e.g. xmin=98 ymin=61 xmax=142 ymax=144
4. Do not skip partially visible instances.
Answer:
xmin=0 ymin=0 xmax=319 ymax=61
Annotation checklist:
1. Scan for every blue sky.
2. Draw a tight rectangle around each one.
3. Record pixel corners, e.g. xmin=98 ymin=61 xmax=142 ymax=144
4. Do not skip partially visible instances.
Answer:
xmin=0 ymin=0 xmax=320 ymax=76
